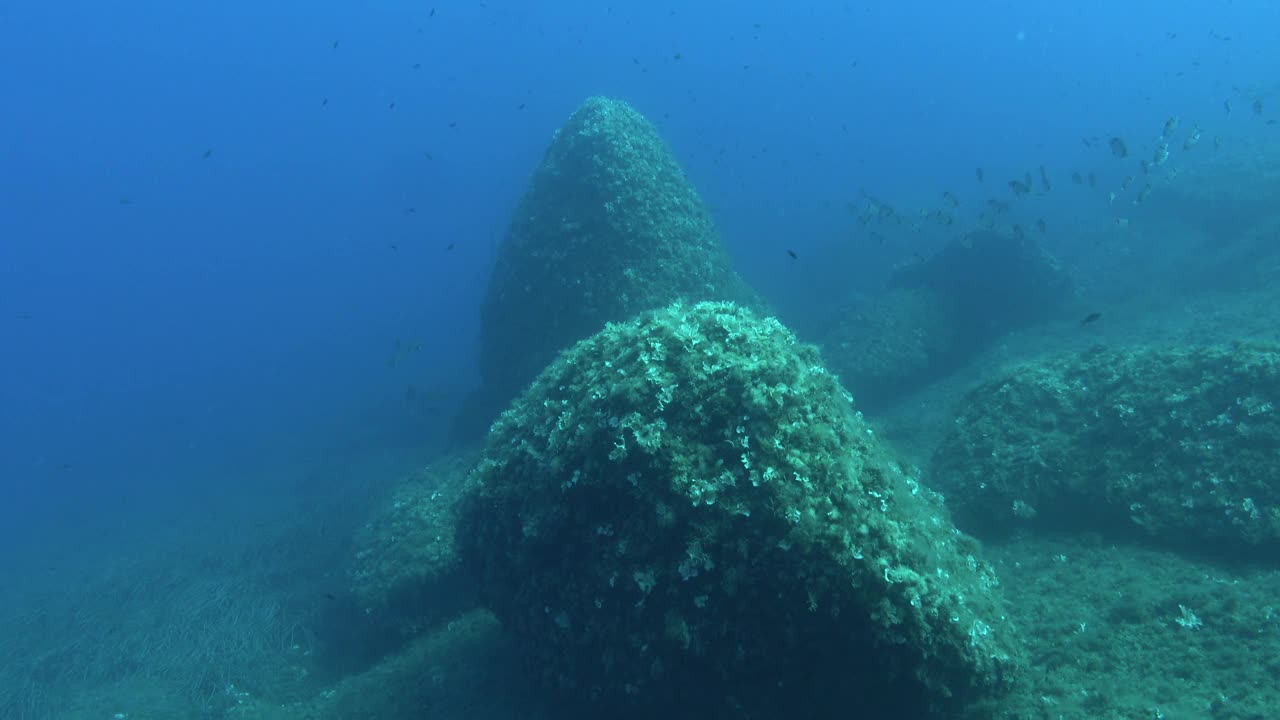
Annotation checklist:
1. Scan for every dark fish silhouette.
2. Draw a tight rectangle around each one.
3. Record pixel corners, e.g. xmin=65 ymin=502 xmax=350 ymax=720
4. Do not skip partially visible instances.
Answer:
xmin=1109 ymin=137 xmax=1129 ymax=158
xmin=1081 ymin=312 xmax=1102 ymax=325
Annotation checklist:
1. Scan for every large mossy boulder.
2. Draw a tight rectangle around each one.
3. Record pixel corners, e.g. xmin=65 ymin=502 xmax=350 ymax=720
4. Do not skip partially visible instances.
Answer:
xmin=348 ymin=455 xmax=476 ymax=630
xmin=456 ymin=301 xmax=1022 ymax=718
xmin=454 ymin=97 xmax=760 ymax=441
xmin=931 ymin=342 xmax=1280 ymax=555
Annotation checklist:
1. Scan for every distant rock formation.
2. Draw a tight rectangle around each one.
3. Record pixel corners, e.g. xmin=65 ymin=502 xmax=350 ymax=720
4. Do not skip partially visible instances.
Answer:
xmin=820 ymin=230 xmax=1073 ymax=409
xmin=453 ymin=97 xmax=760 ymax=442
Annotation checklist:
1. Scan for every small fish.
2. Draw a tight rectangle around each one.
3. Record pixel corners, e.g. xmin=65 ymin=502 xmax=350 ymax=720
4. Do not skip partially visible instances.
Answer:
xmin=388 ymin=101 xmax=396 ymax=110
xmin=1140 ymin=159 xmax=1151 ymax=175
xmin=975 ymin=167 xmax=985 ymax=183
xmin=1135 ymin=184 xmax=1153 ymax=204
xmin=1007 ymin=179 xmax=1032 ymax=196
xmin=1213 ymin=136 xmax=1221 ymax=151
xmin=1080 ymin=312 xmax=1102 ymax=325
xmin=446 ymin=243 xmax=455 ymax=251
xmin=1253 ymin=98 xmax=1264 ymax=114
xmin=786 ymin=249 xmax=798 ymax=259
xmin=1038 ymin=165 xmax=1052 ymax=192
xmin=941 ymin=191 xmax=960 ymax=207
xmin=1109 ymin=137 xmax=1129 ymax=158
xmin=1108 ymin=191 xmax=1117 ymax=205
xmin=424 ymin=151 xmax=434 ymax=160
xmin=1071 ymin=171 xmax=1083 ymax=185
xmin=332 ymin=40 xmax=339 ymax=50
xmin=1120 ymin=175 xmax=1134 ymax=191
xmin=1088 ymin=173 xmax=1097 ymax=188
xmin=1161 ymin=115 xmax=1179 ymax=138
xmin=1012 ymin=224 xmax=1026 ymax=240
xmin=202 ymin=149 xmax=212 ymax=159
xmin=321 ymin=97 xmax=329 ymax=106
xmin=1036 ymin=218 xmax=1047 ymax=234
xmin=1115 ymin=217 xmax=1130 ymax=229
xmin=430 ymin=7 xmax=436 ymax=16
xmin=1224 ymin=99 xmax=1232 ymax=115
xmin=1183 ymin=125 xmax=1202 ymax=150
xmin=1153 ymin=142 xmax=1170 ymax=166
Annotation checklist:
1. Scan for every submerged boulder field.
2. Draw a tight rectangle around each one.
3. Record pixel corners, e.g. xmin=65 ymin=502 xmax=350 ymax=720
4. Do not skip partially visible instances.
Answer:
xmin=456 ymin=301 xmax=1022 ymax=718
xmin=930 ymin=342 xmax=1280 ymax=556
xmin=453 ymin=97 xmax=761 ymax=441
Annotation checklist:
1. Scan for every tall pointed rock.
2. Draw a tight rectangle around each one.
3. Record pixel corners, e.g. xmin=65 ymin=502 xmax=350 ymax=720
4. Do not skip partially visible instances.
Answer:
xmin=454 ymin=97 xmax=760 ymax=440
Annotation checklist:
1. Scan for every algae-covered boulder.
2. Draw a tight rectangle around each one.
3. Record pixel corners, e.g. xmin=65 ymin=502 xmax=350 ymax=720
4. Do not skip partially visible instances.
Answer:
xmin=819 ymin=288 xmax=957 ymax=409
xmin=455 ymin=97 xmax=760 ymax=440
xmin=349 ymin=455 xmax=477 ymax=634
xmin=931 ymin=343 xmax=1280 ymax=554
xmin=457 ymin=301 xmax=1022 ymax=717
xmin=820 ymin=230 xmax=1072 ymax=410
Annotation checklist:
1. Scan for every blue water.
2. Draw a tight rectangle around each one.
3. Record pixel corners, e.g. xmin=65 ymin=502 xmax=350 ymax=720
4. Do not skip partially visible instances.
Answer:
xmin=2 ymin=1 xmax=1278 ymax=717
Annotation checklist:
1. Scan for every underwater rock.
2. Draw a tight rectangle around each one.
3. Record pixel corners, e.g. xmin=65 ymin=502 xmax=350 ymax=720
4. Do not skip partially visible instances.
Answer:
xmin=819 ymin=287 xmax=958 ymax=409
xmin=456 ymin=301 xmax=1022 ymax=718
xmin=821 ymin=230 xmax=1072 ymax=410
xmin=454 ymin=96 xmax=760 ymax=442
xmin=346 ymin=454 xmax=477 ymax=641
xmin=1147 ymin=149 xmax=1280 ymax=246
xmin=302 ymin=610 xmax=548 ymax=720
xmin=931 ymin=342 xmax=1280 ymax=556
